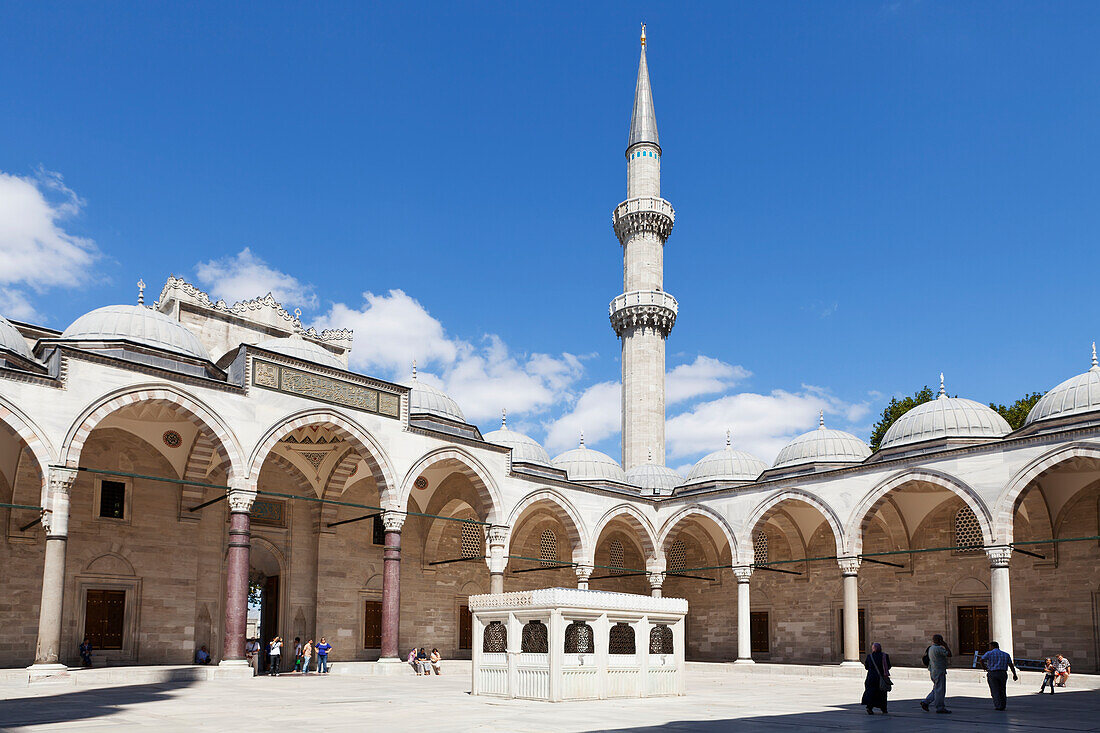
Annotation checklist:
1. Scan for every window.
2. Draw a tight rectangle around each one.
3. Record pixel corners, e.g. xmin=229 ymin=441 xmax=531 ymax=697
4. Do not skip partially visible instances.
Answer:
xmin=539 ymin=529 xmax=558 ymax=566
xmin=609 ymin=539 xmax=625 ymax=575
xmin=954 ymin=507 xmax=983 ymax=553
xmin=564 ymin=621 xmax=594 ymax=653
xmin=609 ymin=623 xmax=636 ymax=655
xmin=753 ymin=532 xmax=768 ymax=565
xmin=521 ymin=620 xmax=548 ymax=653
xmin=750 ymin=612 xmax=769 ymax=654
xmin=372 ymin=515 xmax=385 ymax=546
xmin=458 ymin=605 xmax=472 ymax=650
xmin=461 ymin=523 xmax=482 ymax=558
xmin=649 ymin=624 xmax=673 ymax=655
xmin=363 ymin=600 xmax=382 ymax=648
xmin=99 ymin=480 xmax=126 ymax=519
xmin=84 ymin=589 xmax=125 ymax=649
xmin=668 ymin=539 xmax=686 ymax=573
xmin=483 ymin=621 xmax=507 ymax=653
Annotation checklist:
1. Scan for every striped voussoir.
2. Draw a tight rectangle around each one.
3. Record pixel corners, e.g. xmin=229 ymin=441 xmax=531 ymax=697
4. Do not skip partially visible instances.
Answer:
xmin=396 ymin=447 xmax=501 ymax=523
xmin=993 ymin=442 xmax=1100 ymax=543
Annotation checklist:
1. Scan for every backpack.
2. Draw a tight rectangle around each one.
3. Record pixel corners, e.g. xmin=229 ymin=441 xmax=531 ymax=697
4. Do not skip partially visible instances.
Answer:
xmin=921 ymin=646 xmax=931 ymax=668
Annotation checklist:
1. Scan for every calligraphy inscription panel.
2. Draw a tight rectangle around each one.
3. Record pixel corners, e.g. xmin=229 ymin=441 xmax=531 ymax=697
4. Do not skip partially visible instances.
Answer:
xmin=251 ymin=359 xmax=401 ymax=419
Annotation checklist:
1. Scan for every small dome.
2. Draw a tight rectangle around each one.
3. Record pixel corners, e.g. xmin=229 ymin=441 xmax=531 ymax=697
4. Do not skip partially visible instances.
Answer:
xmin=880 ymin=375 xmax=1010 ymax=450
xmin=0 ymin=314 xmax=33 ymax=361
xmin=484 ymin=412 xmax=551 ymax=466
xmin=256 ymin=335 xmax=344 ymax=370
xmin=773 ymin=412 xmax=871 ymax=468
xmin=552 ymin=440 xmax=627 ymax=483
xmin=685 ymin=434 xmax=767 ymax=483
xmin=626 ymin=462 xmax=683 ymax=493
xmin=62 ymin=305 xmax=210 ymax=360
xmin=406 ymin=367 xmax=465 ymax=422
xmin=1025 ymin=344 xmax=1100 ymax=426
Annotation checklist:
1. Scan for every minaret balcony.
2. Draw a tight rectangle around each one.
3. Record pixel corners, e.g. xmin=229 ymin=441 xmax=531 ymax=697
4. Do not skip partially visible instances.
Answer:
xmin=609 ymin=290 xmax=678 ymax=337
xmin=612 ymin=197 xmax=675 ymax=244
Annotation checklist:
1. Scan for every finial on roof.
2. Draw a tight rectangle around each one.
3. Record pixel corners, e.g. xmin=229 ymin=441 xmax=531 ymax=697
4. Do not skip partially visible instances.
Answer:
xmin=137 ymin=279 xmax=146 ymax=306
xmin=628 ymin=22 xmax=659 ymax=150
xmin=501 ymin=408 xmax=507 ymax=429
xmin=640 ymin=22 xmax=646 ymax=47
xmin=1092 ymin=342 xmax=1098 ymax=371
xmin=579 ymin=431 xmax=585 ymax=448
xmin=725 ymin=428 xmax=731 ymax=448
xmin=412 ymin=360 xmax=417 ymax=381
xmin=819 ymin=410 xmax=825 ymax=429
xmin=938 ymin=372 xmax=947 ymax=398
xmin=648 ymin=446 xmax=653 ymax=463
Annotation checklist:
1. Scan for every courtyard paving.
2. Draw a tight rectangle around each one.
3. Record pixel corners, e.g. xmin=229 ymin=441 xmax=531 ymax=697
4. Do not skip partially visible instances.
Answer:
xmin=0 ymin=664 xmax=1096 ymax=732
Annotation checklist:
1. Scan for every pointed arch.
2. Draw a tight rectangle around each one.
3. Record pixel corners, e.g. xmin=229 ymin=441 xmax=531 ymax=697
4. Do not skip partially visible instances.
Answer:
xmin=657 ymin=504 xmax=737 ymax=561
xmin=591 ymin=503 xmax=659 ymax=562
xmin=742 ymin=489 xmax=845 ymax=564
xmin=0 ymin=393 xmax=55 ymax=504
xmin=845 ymin=468 xmax=992 ymax=554
xmin=395 ymin=446 xmax=502 ymax=524
xmin=996 ymin=441 xmax=1100 ymax=543
xmin=505 ymin=488 xmax=591 ymax=562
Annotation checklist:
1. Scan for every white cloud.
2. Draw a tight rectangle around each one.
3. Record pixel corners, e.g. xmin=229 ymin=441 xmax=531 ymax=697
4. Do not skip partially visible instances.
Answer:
xmin=667 ymin=356 xmax=750 ymax=405
xmin=0 ymin=168 xmax=98 ymax=319
xmin=195 ymin=248 xmax=318 ymax=310
xmin=542 ymin=381 xmax=621 ymax=454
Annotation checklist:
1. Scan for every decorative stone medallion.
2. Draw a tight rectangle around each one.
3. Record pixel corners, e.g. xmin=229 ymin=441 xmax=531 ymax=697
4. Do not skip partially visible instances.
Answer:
xmin=414 ymin=476 xmax=429 ymax=490
xmin=162 ymin=430 xmax=182 ymax=448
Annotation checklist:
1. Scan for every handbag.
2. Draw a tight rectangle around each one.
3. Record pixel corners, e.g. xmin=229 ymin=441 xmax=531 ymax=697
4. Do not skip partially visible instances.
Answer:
xmin=873 ymin=653 xmax=893 ymax=692
xmin=921 ymin=645 xmax=931 ymax=668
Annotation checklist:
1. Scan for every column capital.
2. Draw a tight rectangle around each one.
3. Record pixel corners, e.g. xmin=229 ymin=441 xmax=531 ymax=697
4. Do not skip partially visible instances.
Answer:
xmin=487 ymin=524 xmax=509 ymax=546
xmin=48 ymin=466 xmax=78 ymax=494
xmin=574 ymin=564 xmax=593 ymax=582
xmin=733 ymin=566 xmax=753 ymax=583
xmin=647 ymin=572 xmax=664 ymax=591
xmin=382 ymin=510 xmax=406 ymax=534
xmin=986 ymin=546 xmax=1012 ymax=568
xmin=226 ymin=489 xmax=256 ymax=514
xmin=838 ymin=557 xmax=861 ymax=576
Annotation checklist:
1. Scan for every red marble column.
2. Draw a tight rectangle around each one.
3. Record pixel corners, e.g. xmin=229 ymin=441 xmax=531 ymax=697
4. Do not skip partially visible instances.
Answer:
xmin=380 ymin=511 xmax=404 ymax=660
xmin=222 ymin=505 xmax=251 ymax=663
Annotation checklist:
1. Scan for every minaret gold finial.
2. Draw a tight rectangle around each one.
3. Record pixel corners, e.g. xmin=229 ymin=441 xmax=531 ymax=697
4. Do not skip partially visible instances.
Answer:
xmin=137 ymin=279 xmax=146 ymax=306
xmin=640 ymin=22 xmax=646 ymax=47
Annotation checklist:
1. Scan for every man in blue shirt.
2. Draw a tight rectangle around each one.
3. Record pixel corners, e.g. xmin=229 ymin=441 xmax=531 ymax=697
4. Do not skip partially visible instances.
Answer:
xmin=979 ymin=641 xmax=1018 ymax=710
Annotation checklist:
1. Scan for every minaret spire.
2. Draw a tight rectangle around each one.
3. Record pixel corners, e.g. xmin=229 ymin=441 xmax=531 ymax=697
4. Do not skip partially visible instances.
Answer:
xmin=628 ymin=23 xmax=659 ymax=151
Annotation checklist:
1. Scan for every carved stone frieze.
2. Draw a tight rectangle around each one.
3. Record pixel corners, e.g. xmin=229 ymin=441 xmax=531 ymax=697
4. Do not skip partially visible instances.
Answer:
xmin=468 ymin=587 xmax=687 ymax=614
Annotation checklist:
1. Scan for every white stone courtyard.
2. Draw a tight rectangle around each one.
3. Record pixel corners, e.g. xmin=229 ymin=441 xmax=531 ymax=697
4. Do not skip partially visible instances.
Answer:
xmin=1 ymin=664 xmax=1097 ymax=732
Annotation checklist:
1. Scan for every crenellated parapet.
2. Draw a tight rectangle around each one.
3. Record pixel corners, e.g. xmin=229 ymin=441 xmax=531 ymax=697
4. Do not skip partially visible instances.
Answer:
xmin=609 ymin=290 xmax=678 ymax=337
xmin=612 ymin=196 xmax=675 ymax=245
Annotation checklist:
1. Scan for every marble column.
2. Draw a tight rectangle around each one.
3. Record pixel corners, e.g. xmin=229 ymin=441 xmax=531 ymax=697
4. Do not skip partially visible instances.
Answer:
xmin=647 ymin=572 xmax=664 ymax=598
xmin=987 ymin=546 xmax=1014 ymax=658
xmin=30 ymin=467 xmax=78 ymax=674
xmin=379 ymin=510 xmax=405 ymax=661
xmin=733 ymin=566 xmax=754 ymax=664
xmin=220 ymin=486 xmax=255 ymax=667
xmin=487 ymin=525 xmax=508 ymax=595
xmin=838 ymin=557 xmax=861 ymax=666
xmin=575 ymin=564 xmax=593 ymax=590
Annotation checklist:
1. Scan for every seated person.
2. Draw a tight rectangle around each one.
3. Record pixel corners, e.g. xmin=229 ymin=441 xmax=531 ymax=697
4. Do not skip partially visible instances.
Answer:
xmin=195 ymin=645 xmax=211 ymax=665
xmin=1054 ymin=655 xmax=1071 ymax=687
xmin=79 ymin=638 xmax=93 ymax=668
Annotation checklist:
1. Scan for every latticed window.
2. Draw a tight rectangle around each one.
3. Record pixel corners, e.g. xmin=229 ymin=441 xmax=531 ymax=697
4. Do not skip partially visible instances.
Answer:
xmin=753 ymin=532 xmax=768 ymax=564
xmin=521 ymin=620 xmax=548 ymax=653
xmin=609 ymin=539 xmax=625 ymax=575
xmin=668 ymin=539 xmax=687 ymax=572
xmin=461 ymin=523 xmax=482 ymax=558
xmin=540 ymin=529 xmax=558 ymax=566
xmin=649 ymin=624 xmax=673 ymax=655
xmin=483 ymin=621 xmax=506 ymax=653
xmin=609 ymin=622 xmax=636 ymax=655
xmin=954 ymin=507 xmax=983 ymax=554
xmin=564 ymin=621 xmax=594 ymax=654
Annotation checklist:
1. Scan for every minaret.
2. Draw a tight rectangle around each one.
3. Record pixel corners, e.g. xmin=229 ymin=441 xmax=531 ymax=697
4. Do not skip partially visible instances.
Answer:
xmin=611 ymin=24 xmax=677 ymax=471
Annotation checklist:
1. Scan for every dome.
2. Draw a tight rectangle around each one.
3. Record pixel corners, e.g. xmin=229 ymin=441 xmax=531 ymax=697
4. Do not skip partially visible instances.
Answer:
xmin=685 ymin=434 xmax=767 ymax=483
xmin=1025 ymin=345 xmax=1100 ymax=426
xmin=407 ymin=368 xmax=465 ymax=422
xmin=879 ymin=376 xmax=1010 ymax=450
xmin=626 ymin=462 xmax=683 ymax=493
xmin=256 ymin=335 xmax=344 ymax=370
xmin=552 ymin=440 xmax=627 ymax=483
xmin=61 ymin=305 xmax=210 ymax=360
xmin=483 ymin=412 xmax=551 ymax=466
xmin=773 ymin=412 xmax=871 ymax=468
xmin=0 ymin=314 xmax=33 ymax=361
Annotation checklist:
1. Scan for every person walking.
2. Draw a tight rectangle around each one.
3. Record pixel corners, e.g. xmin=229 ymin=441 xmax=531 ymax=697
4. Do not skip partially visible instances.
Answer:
xmin=301 ymin=639 xmax=313 ymax=674
xmin=1039 ymin=658 xmax=1056 ymax=694
xmin=920 ymin=634 xmax=952 ymax=714
xmin=245 ymin=637 xmax=260 ymax=672
xmin=430 ymin=648 xmax=442 ymax=676
xmin=316 ymin=637 xmax=332 ymax=674
xmin=861 ymin=642 xmax=891 ymax=715
xmin=979 ymin=641 xmax=1018 ymax=710
xmin=269 ymin=636 xmax=282 ymax=676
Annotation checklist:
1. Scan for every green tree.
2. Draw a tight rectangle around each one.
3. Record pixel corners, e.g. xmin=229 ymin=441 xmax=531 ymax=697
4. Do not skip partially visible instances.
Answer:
xmin=869 ymin=386 xmax=934 ymax=451
xmin=990 ymin=392 xmax=1043 ymax=431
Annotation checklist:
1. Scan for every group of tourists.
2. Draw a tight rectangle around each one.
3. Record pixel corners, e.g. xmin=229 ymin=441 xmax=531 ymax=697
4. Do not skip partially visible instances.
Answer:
xmin=863 ymin=634 xmax=1073 ymax=715
xmin=407 ymin=647 xmax=442 ymax=676
xmin=243 ymin=635 xmax=332 ymax=676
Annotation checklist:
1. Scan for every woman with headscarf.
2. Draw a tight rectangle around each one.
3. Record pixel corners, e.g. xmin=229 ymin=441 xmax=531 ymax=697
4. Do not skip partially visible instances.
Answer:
xmin=862 ymin=641 xmax=892 ymax=715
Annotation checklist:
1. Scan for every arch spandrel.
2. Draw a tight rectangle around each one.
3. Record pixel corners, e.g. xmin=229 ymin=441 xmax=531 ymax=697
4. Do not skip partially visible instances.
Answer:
xmin=740 ymin=489 xmax=845 ymax=565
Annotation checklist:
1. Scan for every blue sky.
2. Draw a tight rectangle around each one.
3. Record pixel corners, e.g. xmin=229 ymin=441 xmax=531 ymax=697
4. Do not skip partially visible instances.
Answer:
xmin=2 ymin=2 xmax=1098 ymax=470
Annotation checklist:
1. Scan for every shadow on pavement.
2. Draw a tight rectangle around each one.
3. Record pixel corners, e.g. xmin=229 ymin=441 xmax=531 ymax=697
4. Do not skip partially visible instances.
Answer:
xmin=0 ymin=679 xmax=195 ymax=729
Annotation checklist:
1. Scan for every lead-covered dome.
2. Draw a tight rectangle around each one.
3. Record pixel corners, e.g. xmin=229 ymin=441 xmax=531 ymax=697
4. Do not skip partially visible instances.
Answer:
xmin=483 ymin=412 xmax=551 ymax=466
xmin=773 ymin=412 xmax=871 ymax=468
xmin=685 ymin=434 xmax=767 ymax=483
xmin=626 ymin=462 xmax=683 ymax=493
xmin=256 ymin=334 xmax=343 ymax=370
xmin=1025 ymin=344 xmax=1100 ymax=426
xmin=0 ymin=314 xmax=33 ymax=360
xmin=552 ymin=439 xmax=628 ymax=483
xmin=407 ymin=368 xmax=465 ymax=422
xmin=880 ymin=376 xmax=1010 ymax=449
xmin=62 ymin=305 xmax=210 ymax=360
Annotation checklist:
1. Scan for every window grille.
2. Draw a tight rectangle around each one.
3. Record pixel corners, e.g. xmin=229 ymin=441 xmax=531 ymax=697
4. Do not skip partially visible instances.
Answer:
xmin=753 ymin=532 xmax=768 ymax=564
xmin=608 ymin=622 xmax=636 ymax=655
xmin=461 ymin=523 xmax=482 ymax=558
xmin=564 ymin=621 xmax=594 ymax=654
xmin=372 ymin=515 xmax=385 ymax=546
xmin=483 ymin=621 xmax=506 ymax=653
xmin=609 ymin=539 xmax=625 ymax=575
xmin=954 ymin=507 xmax=983 ymax=553
xmin=521 ymin=620 xmax=548 ymax=653
xmin=99 ymin=480 xmax=126 ymax=519
xmin=540 ymin=529 xmax=558 ymax=566
xmin=668 ymin=539 xmax=686 ymax=572
xmin=649 ymin=624 xmax=673 ymax=655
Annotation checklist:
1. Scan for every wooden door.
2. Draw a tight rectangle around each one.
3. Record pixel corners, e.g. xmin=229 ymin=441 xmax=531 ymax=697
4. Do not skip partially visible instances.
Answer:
xmin=750 ymin=611 xmax=769 ymax=654
xmin=957 ymin=605 xmax=990 ymax=656
xmin=458 ymin=605 xmax=472 ymax=650
xmin=364 ymin=600 xmax=382 ymax=648
xmin=85 ymin=589 xmax=125 ymax=649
